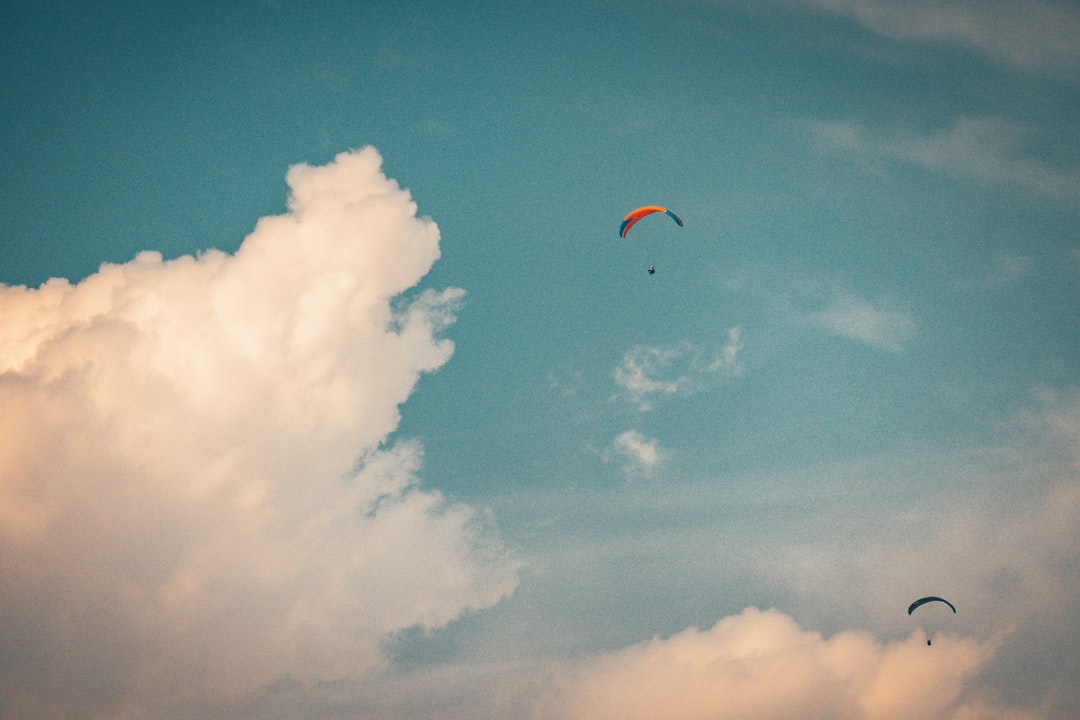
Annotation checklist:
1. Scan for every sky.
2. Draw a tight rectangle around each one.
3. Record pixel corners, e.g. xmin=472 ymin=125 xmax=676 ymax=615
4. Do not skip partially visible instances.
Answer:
xmin=1 ymin=1 xmax=1078 ymax=718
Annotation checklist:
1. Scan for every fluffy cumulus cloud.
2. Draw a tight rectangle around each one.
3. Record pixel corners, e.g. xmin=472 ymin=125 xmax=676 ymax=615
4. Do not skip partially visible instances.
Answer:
xmin=613 ymin=329 xmax=743 ymax=411
xmin=534 ymin=608 xmax=1033 ymax=720
xmin=0 ymin=148 xmax=520 ymax=718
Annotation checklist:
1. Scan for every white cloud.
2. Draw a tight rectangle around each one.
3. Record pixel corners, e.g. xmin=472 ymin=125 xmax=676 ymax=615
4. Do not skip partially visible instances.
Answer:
xmin=511 ymin=385 xmax=1080 ymax=720
xmin=534 ymin=607 xmax=1031 ymax=720
xmin=715 ymin=388 xmax=1080 ymax=718
xmin=0 ymin=148 xmax=520 ymax=718
xmin=808 ymin=291 xmax=916 ymax=350
xmin=606 ymin=430 xmax=667 ymax=479
xmin=808 ymin=116 xmax=1080 ymax=204
xmin=613 ymin=331 xmax=743 ymax=411
xmin=798 ymin=0 xmax=1080 ymax=75
xmin=193 ymin=384 xmax=1080 ymax=719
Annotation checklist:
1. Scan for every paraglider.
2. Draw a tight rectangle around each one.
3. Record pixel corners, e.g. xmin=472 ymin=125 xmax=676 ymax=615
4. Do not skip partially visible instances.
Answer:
xmin=619 ymin=206 xmax=683 ymax=238
xmin=908 ymin=596 xmax=956 ymax=645
xmin=908 ymin=596 xmax=956 ymax=615
xmin=620 ymin=206 xmax=683 ymax=274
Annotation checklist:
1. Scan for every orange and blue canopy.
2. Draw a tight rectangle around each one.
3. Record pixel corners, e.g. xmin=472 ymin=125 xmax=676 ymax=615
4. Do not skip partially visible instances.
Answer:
xmin=619 ymin=206 xmax=683 ymax=238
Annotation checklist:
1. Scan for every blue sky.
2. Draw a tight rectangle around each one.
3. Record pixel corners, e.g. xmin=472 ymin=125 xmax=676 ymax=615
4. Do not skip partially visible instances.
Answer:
xmin=2 ymin=2 xmax=1079 ymax=718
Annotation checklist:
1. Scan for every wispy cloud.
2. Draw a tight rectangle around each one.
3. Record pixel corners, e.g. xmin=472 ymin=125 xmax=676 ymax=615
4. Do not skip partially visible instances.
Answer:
xmin=605 ymin=430 xmax=668 ymax=479
xmin=546 ymin=362 xmax=584 ymax=398
xmin=0 ymin=149 xmax=520 ymax=718
xmin=613 ymin=329 xmax=743 ymax=411
xmin=798 ymin=0 xmax=1080 ymax=76
xmin=809 ymin=116 xmax=1080 ymax=204
xmin=808 ymin=291 xmax=916 ymax=351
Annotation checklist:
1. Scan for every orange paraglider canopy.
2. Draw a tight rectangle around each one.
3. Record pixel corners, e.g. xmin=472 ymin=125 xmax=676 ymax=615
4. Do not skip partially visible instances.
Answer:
xmin=619 ymin=206 xmax=683 ymax=238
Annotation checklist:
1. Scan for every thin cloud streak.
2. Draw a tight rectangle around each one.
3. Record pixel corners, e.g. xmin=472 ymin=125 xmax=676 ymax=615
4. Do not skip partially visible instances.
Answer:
xmin=808 ymin=116 xmax=1080 ymax=204
xmin=808 ymin=292 xmax=916 ymax=351
xmin=797 ymin=0 xmax=1080 ymax=76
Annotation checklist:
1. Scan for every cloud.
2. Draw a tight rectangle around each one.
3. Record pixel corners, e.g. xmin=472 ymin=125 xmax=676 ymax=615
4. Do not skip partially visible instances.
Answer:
xmin=797 ymin=0 xmax=1080 ymax=76
xmin=0 ymin=148 xmax=520 ymax=718
xmin=807 ymin=291 xmax=916 ymax=350
xmin=613 ymin=330 xmax=743 ymax=411
xmin=534 ymin=607 xmax=1032 ymax=720
xmin=719 ymin=388 xmax=1080 ymax=718
xmin=171 ymin=382 xmax=1078 ymax=719
xmin=808 ymin=116 xmax=1080 ymax=204
xmin=523 ymin=386 xmax=1080 ymax=720
xmin=605 ymin=430 xmax=668 ymax=479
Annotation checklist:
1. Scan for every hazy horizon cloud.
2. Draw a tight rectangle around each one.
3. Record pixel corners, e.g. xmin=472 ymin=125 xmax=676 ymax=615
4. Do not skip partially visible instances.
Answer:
xmin=533 ymin=607 xmax=1029 ymax=720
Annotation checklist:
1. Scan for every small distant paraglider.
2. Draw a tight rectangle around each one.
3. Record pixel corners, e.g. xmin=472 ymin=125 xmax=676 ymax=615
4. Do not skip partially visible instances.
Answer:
xmin=619 ymin=206 xmax=683 ymax=274
xmin=908 ymin=596 xmax=956 ymax=646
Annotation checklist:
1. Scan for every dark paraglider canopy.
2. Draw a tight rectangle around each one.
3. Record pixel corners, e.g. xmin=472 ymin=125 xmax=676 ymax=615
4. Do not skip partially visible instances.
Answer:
xmin=908 ymin=596 xmax=957 ymax=615
xmin=909 ymin=596 xmax=956 ymax=647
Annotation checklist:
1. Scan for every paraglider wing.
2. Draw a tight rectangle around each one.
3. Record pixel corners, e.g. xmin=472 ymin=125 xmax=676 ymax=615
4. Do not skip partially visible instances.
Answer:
xmin=619 ymin=206 xmax=683 ymax=238
xmin=907 ymin=596 xmax=957 ymax=615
